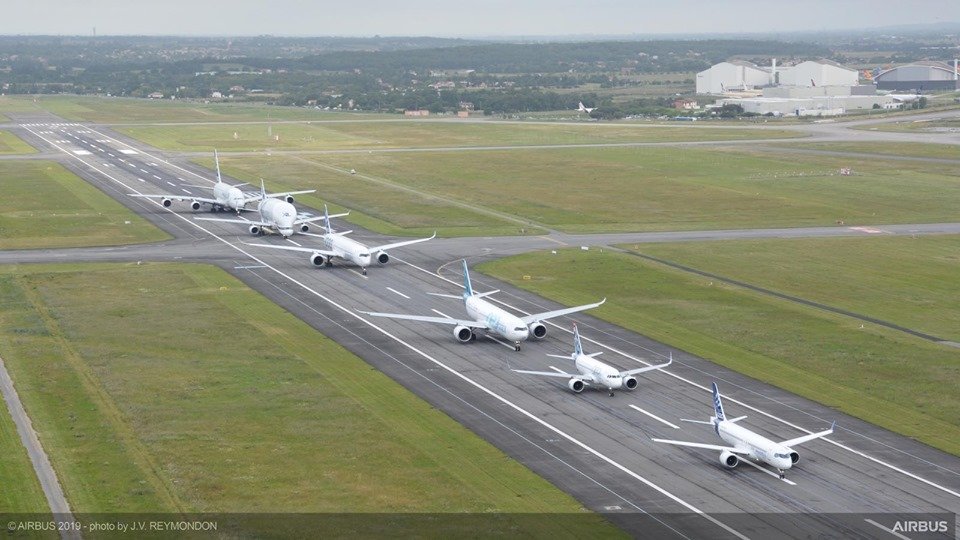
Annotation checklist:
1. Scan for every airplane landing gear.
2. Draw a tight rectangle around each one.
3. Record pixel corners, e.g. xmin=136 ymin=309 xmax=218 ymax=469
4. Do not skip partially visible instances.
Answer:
xmin=609 ymin=390 xmax=615 ymax=397
xmin=778 ymin=469 xmax=785 ymax=480
xmin=362 ymin=268 xmax=367 ymax=276
xmin=514 ymin=342 xmax=521 ymax=351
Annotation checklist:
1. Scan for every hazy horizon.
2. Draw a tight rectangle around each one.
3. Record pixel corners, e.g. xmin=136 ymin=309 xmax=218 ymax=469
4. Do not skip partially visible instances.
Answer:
xmin=2 ymin=1 xmax=959 ymax=38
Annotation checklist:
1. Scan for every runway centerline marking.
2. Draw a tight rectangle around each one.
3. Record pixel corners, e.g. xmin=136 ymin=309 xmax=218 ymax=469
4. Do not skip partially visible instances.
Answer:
xmin=737 ymin=457 xmax=797 ymax=485
xmin=629 ymin=404 xmax=680 ymax=429
xmin=386 ymin=287 xmax=410 ymax=299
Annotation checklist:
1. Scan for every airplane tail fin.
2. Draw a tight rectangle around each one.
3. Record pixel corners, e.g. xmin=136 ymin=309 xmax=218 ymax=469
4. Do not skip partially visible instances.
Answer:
xmin=572 ymin=324 xmax=583 ymax=357
xmin=461 ymin=259 xmax=473 ymax=298
xmin=260 ymin=178 xmax=266 ymax=200
xmin=712 ymin=382 xmax=726 ymax=422
xmin=214 ymin=150 xmax=223 ymax=184
xmin=323 ymin=204 xmax=333 ymax=235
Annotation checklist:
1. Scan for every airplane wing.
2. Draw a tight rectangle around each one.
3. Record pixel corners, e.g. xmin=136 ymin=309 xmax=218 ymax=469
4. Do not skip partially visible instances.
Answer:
xmin=621 ymin=356 xmax=672 ymax=376
xmin=195 ymin=217 xmax=269 ymax=227
xmin=129 ymin=194 xmax=218 ymax=205
xmin=512 ymin=369 xmax=583 ymax=380
xmin=651 ymin=439 xmax=749 ymax=453
xmin=294 ymin=212 xmax=349 ymax=226
xmin=520 ymin=298 xmax=606 ymax=325
xmin=779 ymin=422 xmax=835 ymax=448
xmin=369 ymin=232 xmax=436 ymax=252
xmin=240 ymin=242 xmax=340 ymax=258
xmin=358 ymin=310 xmax=489 ymax=329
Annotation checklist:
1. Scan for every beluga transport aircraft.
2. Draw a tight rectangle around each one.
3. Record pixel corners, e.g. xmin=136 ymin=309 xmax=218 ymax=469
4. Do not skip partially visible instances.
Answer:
xmin=130 ymin=150 xmax=315 ymax=214
xmin=360 ymin=260 xmax=605 ymax=351
xmin=196 ymin=180 xmax=345 ymax=238
xmin=513 ymin=324 xmax=672 ymax=396
xmin=243 ymin=205 xmax=435 ymax=275
xmin=653 ymin=382 xmax=835 ymax=479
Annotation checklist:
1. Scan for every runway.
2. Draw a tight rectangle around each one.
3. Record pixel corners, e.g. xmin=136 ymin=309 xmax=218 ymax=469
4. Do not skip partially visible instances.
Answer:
xmin=4 ymin=112 xmax=959 ymax=538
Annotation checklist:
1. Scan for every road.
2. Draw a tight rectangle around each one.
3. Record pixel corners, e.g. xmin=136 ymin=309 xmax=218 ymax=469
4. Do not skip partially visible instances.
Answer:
xmin=2 ymin=111 xmax=958 ymax=538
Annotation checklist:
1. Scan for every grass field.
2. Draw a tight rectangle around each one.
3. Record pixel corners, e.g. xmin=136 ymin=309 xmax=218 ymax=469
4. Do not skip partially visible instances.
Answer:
xmin=479 ymin=248 xmax=960 ymax=457
xmin=0 ymin=95 xmax=388 ymax=124
xmin=856 ymin=117 xmax=960 ymax=133
xmin=0 ymin=263 xmax=618 ymax=535
xmin=224 ymin=145 xmax=960 ymax=235
xmin=0 ymin=130 xmax=36 ymax=155
xmin=117 ymin=121 xmax=804 ymax=153
xmin=0 ymin=377 xmax=50 ymax=513
xmin=771 ymin=141 xmax=960 ymax=160
xmin=634 ymin=235 xmax=960 ymax=342
xmin=0 ymin=161 xmax=169 ymax=249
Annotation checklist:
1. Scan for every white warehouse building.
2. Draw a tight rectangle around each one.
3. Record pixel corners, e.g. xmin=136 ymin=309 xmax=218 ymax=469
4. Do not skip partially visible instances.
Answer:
xmin=696 ymin=61 xmax=771 ymax=94
xmin=697 ymin=58 xmax=860 ymax=94
xmin=776 ymin=59 xmax=859 ymax=87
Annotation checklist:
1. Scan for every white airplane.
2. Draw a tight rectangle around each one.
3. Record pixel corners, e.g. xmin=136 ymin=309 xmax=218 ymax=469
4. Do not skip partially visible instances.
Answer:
xmin=360 ymin=260 xmax=605 ymax=351
xmin=653 ymin=382 xmax=835 ymax=479
xmin=577 ymin=101 xmax=596 ymax=113
xmin=129 ymin=151 xmax=315 ymax=214
xmin=195 ymin=180 xmax=345 ymax=238
xmin=513 ymin=324 xmax=672 ymax=396
xmin=242 ymin=204 xmax=435 ymax=275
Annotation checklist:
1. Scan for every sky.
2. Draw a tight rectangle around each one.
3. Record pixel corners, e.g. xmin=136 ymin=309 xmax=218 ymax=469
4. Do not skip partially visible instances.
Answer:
xmin=2 ymin=0 xmax=959 ymax=37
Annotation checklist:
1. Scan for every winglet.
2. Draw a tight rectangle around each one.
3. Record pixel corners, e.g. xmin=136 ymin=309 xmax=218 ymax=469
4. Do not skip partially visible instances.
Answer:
xmin=572 ymin=324 xmax=583 ymax=357
xmin=712 ymin=382 xmax=726 ymax=422
xmin=214 ymin=149 xmax=223 ymax=184
xmin=461 ymin=259 xmax=473 ymax=298
xmin=829 ymin=420 xmax=836 ymax=433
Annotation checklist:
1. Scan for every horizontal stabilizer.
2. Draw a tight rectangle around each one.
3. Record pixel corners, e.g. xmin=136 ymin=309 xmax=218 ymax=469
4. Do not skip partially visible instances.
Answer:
xmin=357 ymin=310 xmax=488 ymax=329
xmin=427 ymin=292 xmax=463 ymax=299
xmin=726 ymin=415 xmax=748 ymax=424
xmin=680 ymin=419 xmax=714 ymax=425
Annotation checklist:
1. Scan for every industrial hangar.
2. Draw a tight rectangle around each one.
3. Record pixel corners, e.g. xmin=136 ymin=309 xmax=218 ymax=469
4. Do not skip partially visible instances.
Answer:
xmin=696 ymin=57 xmax=957 ymax=116
xmin=874 ymin=60 xmax=960 ymax=91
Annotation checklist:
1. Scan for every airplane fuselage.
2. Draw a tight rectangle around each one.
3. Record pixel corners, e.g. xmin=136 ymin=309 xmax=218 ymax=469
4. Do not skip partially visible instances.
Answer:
xmin=464 ymin=295 xmax=530 ymax=344
xmin=322 ymin=234 xmax=373 ymax=269
xmin=574 ymin=354 xmax=624 ymax=391
xmin=717 ymin=421 xmax=795 ymax=471
xmin=257 ymin=198 xmax=297 ymax=237
xmin=213 ymin=182 xmax=247 ymax=212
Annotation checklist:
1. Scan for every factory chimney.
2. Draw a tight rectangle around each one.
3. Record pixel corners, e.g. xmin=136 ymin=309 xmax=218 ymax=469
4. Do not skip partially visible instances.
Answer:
xmin=954 ymin=59 xmax=958 ymax=81
xmin=771 ymin=58 xmax=777 ymax=85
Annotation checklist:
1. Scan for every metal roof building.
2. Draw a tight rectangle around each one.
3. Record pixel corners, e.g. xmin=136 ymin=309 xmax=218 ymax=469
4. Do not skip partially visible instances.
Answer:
xmin=874 ymin=61 xmax=959 ymax=91
xmin=776 ymin=59 xmax=859 ymax=88
xmin=696 ymin=61 xmax=771 ymax=94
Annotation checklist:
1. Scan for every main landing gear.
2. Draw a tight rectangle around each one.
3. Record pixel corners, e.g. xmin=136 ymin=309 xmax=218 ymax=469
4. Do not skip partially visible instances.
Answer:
xmin=514 ymin=341 xmax=521 ymax=351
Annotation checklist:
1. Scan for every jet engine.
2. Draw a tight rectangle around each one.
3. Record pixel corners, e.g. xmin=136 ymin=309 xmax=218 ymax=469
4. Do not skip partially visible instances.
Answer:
xmin=310 ymin=253 xmax=328 ymax=267
xmin=161 ymin=198 xmax=172 ymax=207
xmin=284 ymin=195 xmax=296 ymax=204
xmin=248 ymin=225 xmax=262 ymax=236
xmin=789 ymin=452 xmax=800 ymax=465
xmin=453 ymin=325 xmax=473 ymax=343
xmin=719 ymin=450 xmax=739 ymax=469
xmin=528 ymin=322 xmax=547 ymax=340
xmin=190 ymin=200 xmax=201 ymax=210
xmin=567 ymin=378 xmax=585 ymax=393
xmin=376 ymin=251 xmax=389 ymax=264
xmin=623 ymin=376 xmax=638 ymax=390
xmin=299 ymin=224 xmax=310 ymax=233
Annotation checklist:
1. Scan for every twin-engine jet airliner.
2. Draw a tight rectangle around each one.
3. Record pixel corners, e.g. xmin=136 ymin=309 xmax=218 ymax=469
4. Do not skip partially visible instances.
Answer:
xmin=243 ymin=205 xmax=435 ymax=275
xmin=577 ymin=101 xmax=596 ymax=113
xmin=130 ymin=151 xmax=314 ymax=214
xmin=360 ymin=260 xmax=604 ymax=351
xmin=653 ymin=383 xmax=835 ymax=479
xmin=513 ymin=324 xmax=671 ymax=396
xmin=196 ymin=181 xmax=345 ymax=238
